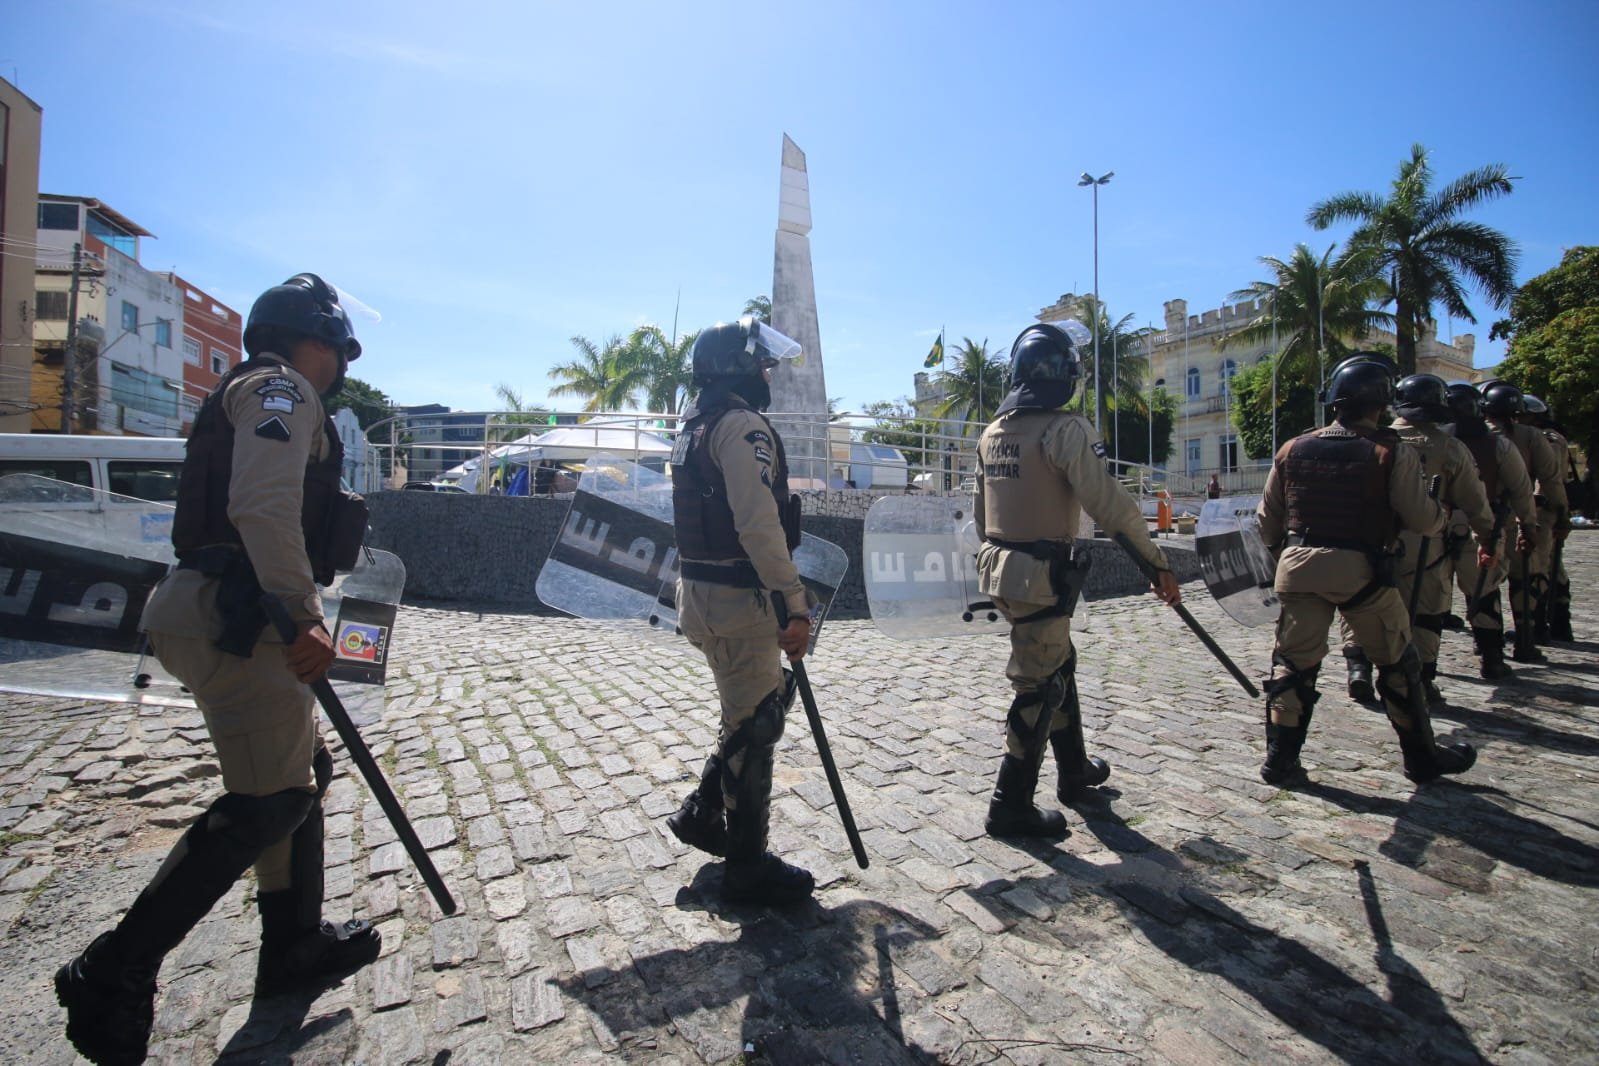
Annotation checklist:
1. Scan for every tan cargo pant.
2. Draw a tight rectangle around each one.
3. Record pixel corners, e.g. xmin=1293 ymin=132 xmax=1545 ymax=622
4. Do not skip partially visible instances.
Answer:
xmin=676 ymin=578 xmax=784 ymax=738
xmin=1510 ymin=508 xmax=1555 ymax=625
xmin=989 ymin=595 xmax=1075 ymax=759
xmin=1452 ymin=537 xmax=1508 ymax=631
xmin=148 ymin=631 xmax=320 ymax=892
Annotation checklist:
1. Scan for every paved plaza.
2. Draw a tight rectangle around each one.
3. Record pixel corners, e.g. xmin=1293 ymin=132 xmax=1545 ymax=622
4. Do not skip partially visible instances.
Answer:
xmin=1 ymin=537 xmax=1596 ymax=1065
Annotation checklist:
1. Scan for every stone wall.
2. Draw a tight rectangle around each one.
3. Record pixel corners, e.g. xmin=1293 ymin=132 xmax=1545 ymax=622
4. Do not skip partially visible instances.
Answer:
xmin=365 ymin=489 xmax=1197 ymax=620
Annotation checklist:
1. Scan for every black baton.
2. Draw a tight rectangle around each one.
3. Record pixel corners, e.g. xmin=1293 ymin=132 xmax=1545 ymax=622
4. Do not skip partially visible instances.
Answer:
xmin=1407 ymin=475 xmax=1443 ymax=626
xmin=1112 ymin=532 xmax=1260 ymax=698
xmin=1468 ymin=493 xmax=1509 ymax=619
xmin=773 ymin=597 xmax=869 ymax=869
xmin=261 ymin=595 xmax=458 ymax=915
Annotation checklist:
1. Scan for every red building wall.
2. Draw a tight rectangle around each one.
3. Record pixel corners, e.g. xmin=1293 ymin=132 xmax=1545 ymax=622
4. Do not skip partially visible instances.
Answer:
xmin=169 ymin=274 xmax=241 ymax=434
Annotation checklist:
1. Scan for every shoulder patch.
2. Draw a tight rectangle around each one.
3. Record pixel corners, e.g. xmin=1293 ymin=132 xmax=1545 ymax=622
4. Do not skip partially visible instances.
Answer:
xmin=1090 ymin=440 xmax=1108 ymax=459
xmin=255 ymin=415 xmax=292 ymax=442
xmin=261 ymin=394 xmax=296 ymax=414
xmin=254 ymin=376 xmax=306 ymax=403
xmin=752 ymin=445 xmax=773 ymax=465
xmin=744 ymin=429 xmax=773 ymax=447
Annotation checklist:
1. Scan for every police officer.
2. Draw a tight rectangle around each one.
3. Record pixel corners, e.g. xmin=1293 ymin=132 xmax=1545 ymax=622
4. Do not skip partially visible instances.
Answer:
xmin=55 ymin=274 xmax=379 ymax=1065
xmin=1339 ymin=374 xmax=1497 ymax=706
xmin=1521 ymin=395 xmax=1574 ymax=642
xmin=1481 ymin=381 xmax=1566 ymax=662
xmin=1444 ymin=383 xmax=1536 ymax=678
xmin=1257 ymin=355 xmax=1474 ymax=786
xmin=665 ymin=316 xmax=815 ymax=905
xmin=973 ymin=322 xmax=1180 ymax=838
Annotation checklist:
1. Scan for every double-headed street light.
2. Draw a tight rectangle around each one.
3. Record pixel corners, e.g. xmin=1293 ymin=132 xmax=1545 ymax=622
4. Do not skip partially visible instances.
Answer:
xmin=1078 ymin=170 xmax=1113 ymax=435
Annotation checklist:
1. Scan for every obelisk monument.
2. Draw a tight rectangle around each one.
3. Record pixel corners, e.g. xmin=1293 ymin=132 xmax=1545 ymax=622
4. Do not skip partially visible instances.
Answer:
xmin=768 ymin=134 xmax=829 ymax=485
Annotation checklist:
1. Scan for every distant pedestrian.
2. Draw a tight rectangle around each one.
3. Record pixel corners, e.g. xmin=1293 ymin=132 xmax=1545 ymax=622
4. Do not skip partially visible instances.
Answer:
xmin=1207 ymin=474 xmax=1222 ymax=499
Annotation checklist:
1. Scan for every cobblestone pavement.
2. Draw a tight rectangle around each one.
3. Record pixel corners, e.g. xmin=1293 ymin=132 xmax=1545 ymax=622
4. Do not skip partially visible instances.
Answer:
xmin=3 ymin=537 xmax=1596 ymax=1065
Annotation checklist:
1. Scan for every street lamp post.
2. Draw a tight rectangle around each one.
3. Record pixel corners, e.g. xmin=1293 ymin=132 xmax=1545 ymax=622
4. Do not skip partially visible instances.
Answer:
xmin=1078 ymin=170 xmax=1113 ymax=434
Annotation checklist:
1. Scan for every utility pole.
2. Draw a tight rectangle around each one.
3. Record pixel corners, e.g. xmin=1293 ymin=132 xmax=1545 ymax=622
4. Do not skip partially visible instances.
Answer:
xmin=59 ymin=243 xmax=83 ymax=434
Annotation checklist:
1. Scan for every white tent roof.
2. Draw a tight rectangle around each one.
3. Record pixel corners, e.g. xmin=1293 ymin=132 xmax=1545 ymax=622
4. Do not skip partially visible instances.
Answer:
xmin=443 ymin=423 xmax=674 ymax=479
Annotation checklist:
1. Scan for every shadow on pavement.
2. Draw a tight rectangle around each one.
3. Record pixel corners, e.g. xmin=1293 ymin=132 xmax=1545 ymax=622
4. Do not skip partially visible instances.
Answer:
xmin=974 ymin=814 xmax=1483 ymax=1066
xmin=554 ymin=870 xmax=943 ymax=1065
xmin=215 ymin=996 xmax=358 ymax=1063
xmin=1430 ymin=700 xmax=1599 ymax=758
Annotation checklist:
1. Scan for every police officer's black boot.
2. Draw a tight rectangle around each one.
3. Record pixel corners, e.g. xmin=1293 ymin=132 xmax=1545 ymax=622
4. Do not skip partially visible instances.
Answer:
xmin=1549 ymin=595 xmax=1574 ymax=643
xmin=1048 ymin=657 xmax=1110 ymax=802
xmin=720 ymin=687 xmax=813 ymax=906
xmin=1380 ymin=650 xmax=1476 ymax=783
xmin=57 ymin=788 xmax=316 ymax=1064
xmin=1261 ymin=714 xmax=1312 ymax=785
xmin=1472 ymin=627 xmax=1512 ymax=680
xmin=255 ymin=751 xmax=380 ymax=997
xmin=666 ymin=752 xmax=727 ymax=857
xmin=1343 ymin=646 xmax=1376 ymax=704
xmin=986 ymin=689 xmax=1067 ymax=837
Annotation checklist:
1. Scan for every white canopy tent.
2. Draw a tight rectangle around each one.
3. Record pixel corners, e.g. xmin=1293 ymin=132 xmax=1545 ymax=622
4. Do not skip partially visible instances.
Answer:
xmin=446 ymin=423 xmax=675 ymax=493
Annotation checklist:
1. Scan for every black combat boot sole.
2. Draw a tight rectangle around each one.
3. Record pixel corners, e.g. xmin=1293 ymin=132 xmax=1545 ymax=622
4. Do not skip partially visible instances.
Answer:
xmin=984 ymin=803 xmax=1068 ymax=838
xmin=666 ymin=805 xmax=728 ymax=858
xmin=256 ymin=921 xmax=382 ymax=999
xmin=1404 ymin=745 xmax=1478 ymax=785
xmin=55 ymin=949 xmax=156 ymax=1066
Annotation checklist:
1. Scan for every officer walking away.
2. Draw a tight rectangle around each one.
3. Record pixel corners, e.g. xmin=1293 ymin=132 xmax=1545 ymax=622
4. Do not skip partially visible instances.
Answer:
xmin=1521 ymin=395 xmax=1575 ymax=642
xmin=1481 ymin=381 xmax=1565 ymax=662
xmin=1444 ymin=383 xmax=1536 ymax=677
xmin=665 ymin=317 xmax=816 ymax=905
xmin=1256 ymin=355 xmax=1474 ymax=786
xmin=973 ymin=322 xmax=1180 ymax=838
xmin=55 ymin=274 xmax=380 ymax=1065
xmin=1339 ymin=374 xmax=1497 ymax=707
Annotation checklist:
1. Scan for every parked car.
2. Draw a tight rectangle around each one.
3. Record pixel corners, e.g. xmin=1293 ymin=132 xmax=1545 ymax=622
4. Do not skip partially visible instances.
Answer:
xmin=401 ymin=481 xmax=468 ymax=493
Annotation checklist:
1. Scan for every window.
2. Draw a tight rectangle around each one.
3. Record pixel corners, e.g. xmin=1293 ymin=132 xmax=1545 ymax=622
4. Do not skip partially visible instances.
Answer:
xmin=210 ymin=348 xmax=226 ymax=375
xmin=155 ymin=319 xmax=172 ymax=348
xmin=1220 ymin=434 xmax=1240 ymax=473
xmin=1185 ymin=438 xmax=1201 ymax=476
xmin=121 ymin=301 xmax=139 ymax=332
xmin=109 ymin=362 xmax=179 ymax=419
xmin=1220 ymin=359 xmax=1238 ymax=396
xmin=37 ymin=202 xmax=80 ymax=230
xmin=107 ymin=461 xmax=184 ymax=502
xmin=35 ymin=291 xmax=69 ymax=320
xmin=1185 ymin=367 xmax=1201 ymax=399
xmin=183 ymin=337 xmax=201 ymax=366
xmin=86 ymin=211 xmax=138 ymax=258
xmin=0 ymin=459 xmax=93 ymax=486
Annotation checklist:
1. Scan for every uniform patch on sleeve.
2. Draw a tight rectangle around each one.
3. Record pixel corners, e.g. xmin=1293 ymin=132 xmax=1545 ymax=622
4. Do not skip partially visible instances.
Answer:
xmin=744 ymin=430 xmax=773 ymax=447
xmin=752 ymin=445 xmax=773 ymax=465
xmin=261 ymin=394 xmax=296 ymax=413
xmin=760 ymin=467 xmax=772 ymax=487
xmin=1091 ymin=440 xmax=1107 ymax=459
xmin=255 ymin=415 xmax=292 ymax=441
xmin=255 ymin=377 xmax=306 ymax=403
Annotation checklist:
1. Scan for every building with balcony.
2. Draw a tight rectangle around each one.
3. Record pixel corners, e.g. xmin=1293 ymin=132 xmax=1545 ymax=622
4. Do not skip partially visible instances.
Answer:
xmin=32 ymin=194 xmax=185 ymax=436
xmin=0 ymin=78 xmax=43 ymax=433
xmin=161 ymin=273 xmax=242 ymax=432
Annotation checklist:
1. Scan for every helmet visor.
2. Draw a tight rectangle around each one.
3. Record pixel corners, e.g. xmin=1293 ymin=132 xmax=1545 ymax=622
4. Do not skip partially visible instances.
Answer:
xmin=749 ymin=321 xmax=803 ymax=367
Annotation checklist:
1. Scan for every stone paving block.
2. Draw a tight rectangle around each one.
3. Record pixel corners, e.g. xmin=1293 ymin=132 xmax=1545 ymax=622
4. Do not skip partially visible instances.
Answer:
xmin=511 ymin=969 xmax=566 ymax=1031
xmin=434 ymin=971 xmax=488 ymax=1031
xmin=372 ymin=951 xmax=414 ymax=1009
xmin=431 ymin=916 xmax=482 ymax=969
xmin=484 ymin=875 xmax=528 ymax=920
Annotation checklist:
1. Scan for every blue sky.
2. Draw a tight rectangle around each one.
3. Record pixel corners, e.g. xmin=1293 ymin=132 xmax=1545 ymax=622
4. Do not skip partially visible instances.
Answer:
xmin=5 ymin=0 xmax=1596 ymax=415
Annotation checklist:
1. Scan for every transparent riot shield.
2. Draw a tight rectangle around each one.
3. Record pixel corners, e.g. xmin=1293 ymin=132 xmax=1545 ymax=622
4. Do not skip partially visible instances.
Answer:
xmin=535 ymin=456 xmax=848 ymax=648
xmin=1195 ymin=494 xmax=1278 ymax=628
xmin=0 ymin=474 xmax=404 ymax=708
xmin=863 ymin=494 xmax=1091 ymax=640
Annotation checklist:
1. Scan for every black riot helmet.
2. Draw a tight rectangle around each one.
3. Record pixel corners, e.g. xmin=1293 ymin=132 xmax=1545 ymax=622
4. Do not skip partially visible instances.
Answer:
xmin=1393 ymin=373 xmax=1452 ymax=422
xmin=689 ymin=316 xmax=802 ymax=386
xmin=1445 ymin=382 xmax=1483 ymax=421
xmin=1322 ymin=352 xmax=1395 ymax=414
xmin=243 ymin=273 xmax=362 ymax=361
xmin=1520 ymin=393 xmax=1550 ymax=424
xmin=1479 ymin=380 xmax=1525 ymax=418
xmin=995 ymin=320 xmax=1086 ymax=414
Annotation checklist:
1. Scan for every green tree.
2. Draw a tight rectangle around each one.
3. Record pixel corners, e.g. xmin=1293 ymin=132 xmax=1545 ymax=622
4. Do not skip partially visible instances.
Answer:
xmin=742 ymin=295 xmax=772 ymax=324
xmin=1067 ymin=300 xmax=1151 ymax=422
xmin=548 ymin=334 xmax=647 ymax=412
xmin=626 ymin=324 xmax=699 ymax=414
xmin=1494 ymin=247 xmax=1599 ymax=488
xmin=1219 ymin=243 xmax=1393 ymax=412
xmin=931 ymin=337 xmax=1007 ymax=435
xmin=1228 ymin=356 xmax=1317 ymax=460
xmin=1106 ymin=388 xmax=1177 ymax=466
xmin=1308 ymin=143 xmax=1518 ymax=374
xmin=326 ymin=376 xmax=396 ymax=430
xmin=859 ymin=399 xmax=945 ymax=474
xmin=488 ymin=382 xmax=550 ymax=441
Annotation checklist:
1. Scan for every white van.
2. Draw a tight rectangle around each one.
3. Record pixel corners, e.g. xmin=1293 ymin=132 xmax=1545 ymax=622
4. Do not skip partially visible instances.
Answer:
xmin=0 ymin=433 xmax=186 ymax=503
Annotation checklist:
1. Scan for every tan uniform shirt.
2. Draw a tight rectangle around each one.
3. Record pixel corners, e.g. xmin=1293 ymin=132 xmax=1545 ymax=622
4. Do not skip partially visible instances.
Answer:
xmin=1543 ymin=427 xmax=1575 ymax=529
xmin=974 ymin=410 xmax=1167 ymax=586
xmin=144 ymin=354 xmax=330 ymax=638
xmin=1496 ymin=419 xmax=1567 ymax=517
xmin=702 ymin=407 xmax=807 ymax=617
xmin=1391 ymin=417 xmax=1495 ymax=544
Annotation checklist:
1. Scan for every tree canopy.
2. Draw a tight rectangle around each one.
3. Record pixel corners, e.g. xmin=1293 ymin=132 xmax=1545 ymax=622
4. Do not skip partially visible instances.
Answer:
xmin=326 ymin=376 xmax=396 ymax=430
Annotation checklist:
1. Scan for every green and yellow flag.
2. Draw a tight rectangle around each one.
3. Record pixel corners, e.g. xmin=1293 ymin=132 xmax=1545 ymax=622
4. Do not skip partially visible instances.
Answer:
xmin=923 ymin=331 xmax=944 ymax=369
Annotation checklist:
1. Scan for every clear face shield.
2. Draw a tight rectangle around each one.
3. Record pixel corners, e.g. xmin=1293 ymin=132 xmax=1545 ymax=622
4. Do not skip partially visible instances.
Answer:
xmin=747 ymin=320 xmax=804 ymax=370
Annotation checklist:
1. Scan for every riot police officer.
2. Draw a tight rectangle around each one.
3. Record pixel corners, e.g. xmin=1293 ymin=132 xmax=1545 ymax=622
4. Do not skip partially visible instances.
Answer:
xmin=1340 ymin=374 xmax=1497 ymax=706
xmin=1521 ymin=394 xmax=1574 ymax=642
xmin=1257 ymin=355 xmax=1474 ymax=786
xmin=973 ymin=322 xmax=1179 ymax=838
xmin=665 ymin=316 xmax=815 ymax=905
xmin=1444 ymin=383 xmax=1536 ymax=677
xmin=1481 ymin=381 xmax=1566 ymax=661
xmin=55 ymin=274 xmax=380 ymax=1065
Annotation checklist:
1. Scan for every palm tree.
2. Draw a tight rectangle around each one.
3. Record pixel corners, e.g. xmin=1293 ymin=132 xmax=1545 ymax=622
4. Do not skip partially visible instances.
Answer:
xmin=626 ymin=325 xmax=699 ymax=414
xmin=742 ymin=295 xmax=772 ymax=324
xmin=1069 ymin=299 xmax=1154 ymax=425
xmin=1308 ymin=144 xmax=1518 ymax=374
xmin=488 ymin=382 xmax=550 ymax=441
xmin=932 ymin=337 xmax=1007 ymax=435
xmin=1219 ymin=243 xmax=1393 ymax=398
xmin=548 ymin=334 xmax=647 ymax=412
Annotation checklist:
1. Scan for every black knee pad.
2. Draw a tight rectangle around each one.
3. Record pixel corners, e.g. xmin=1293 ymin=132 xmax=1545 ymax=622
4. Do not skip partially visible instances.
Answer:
xmin=205 ymin=789 xmax=317 ymax=856
xmin=725 ymin=685 xmax=790 ymax=764
xmin=1375 ymin=644 xmax=1423 ymax=710
xmin=1413 ymin=613 xmax=1448 ymax=637
xmin=1266 ymin=651 xmax=1320 ymax=718
xmin=311 ymin=746 xmax=333 ymax=799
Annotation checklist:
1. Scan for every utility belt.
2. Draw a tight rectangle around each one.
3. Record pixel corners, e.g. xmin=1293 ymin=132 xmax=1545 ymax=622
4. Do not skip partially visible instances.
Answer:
xmin=176 ymin=545 xmax=268 ymax=657
xmin=987 ymin=537 xmax=1092 ymax=622
xmin=679 ymin=559 xmax=764 ymax=589
xmin=1286 ymin=530 xmax=1399 ymax=607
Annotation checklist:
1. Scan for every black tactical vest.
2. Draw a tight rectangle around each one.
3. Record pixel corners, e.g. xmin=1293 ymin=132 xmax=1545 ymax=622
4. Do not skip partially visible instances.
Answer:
xmin=171 ymin=358 xmax=345 ymax=568
xmin=672 ymin=400 xmax=789 ymax=561
xmin=1277 ymin=424 xmax=1398 ymax=551
xmin=1454 ymin=419 xmax=1501 ymax=501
